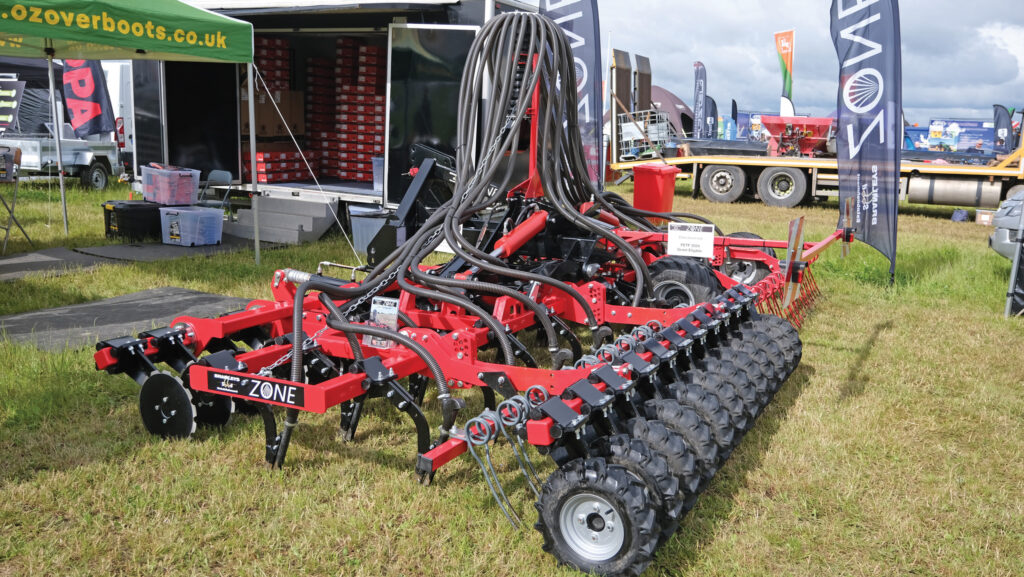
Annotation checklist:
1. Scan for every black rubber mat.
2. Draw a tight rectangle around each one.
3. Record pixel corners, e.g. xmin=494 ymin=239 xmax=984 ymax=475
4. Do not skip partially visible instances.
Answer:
xmin=73 ymin=234 xmax=252 ymax=263
xmin=0 ymin=248 xmax=113 ymax=282
xmin=0 ymin=287 xmax=252 ymax=351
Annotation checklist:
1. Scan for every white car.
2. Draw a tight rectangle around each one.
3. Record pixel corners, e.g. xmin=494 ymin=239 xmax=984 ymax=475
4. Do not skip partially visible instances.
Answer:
xmin=990 ymin=187 xmax=1024 ymax=260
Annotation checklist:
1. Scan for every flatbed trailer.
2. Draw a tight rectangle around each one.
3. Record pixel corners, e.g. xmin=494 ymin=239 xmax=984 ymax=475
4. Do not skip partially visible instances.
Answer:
xmin=611 ymin=143 xmax=1024 ymax=209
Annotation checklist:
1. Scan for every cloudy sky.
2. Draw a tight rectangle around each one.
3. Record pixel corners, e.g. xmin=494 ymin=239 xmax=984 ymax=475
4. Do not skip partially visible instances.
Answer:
xmin=594 ymin=0 xmax=1024 ymax=124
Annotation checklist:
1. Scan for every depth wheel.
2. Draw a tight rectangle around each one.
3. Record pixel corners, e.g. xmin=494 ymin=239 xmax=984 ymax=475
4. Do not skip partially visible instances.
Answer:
xmin=649 ymin=256 xmax=720 ymax=308
xmin=536 ymin=458 xmax=658 ymax=577
xmin=720 ymin=232 xmax=775 ymax=285
xmin=139 ymin=372 xmax=197 ymax=439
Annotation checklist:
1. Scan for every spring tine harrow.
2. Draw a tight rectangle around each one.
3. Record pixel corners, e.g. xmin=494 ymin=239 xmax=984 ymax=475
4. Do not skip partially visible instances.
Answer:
xmin=465 ymin=416 xmax=522 ymax=528
xmin=496 ymin=397 xmax=543 ymax=497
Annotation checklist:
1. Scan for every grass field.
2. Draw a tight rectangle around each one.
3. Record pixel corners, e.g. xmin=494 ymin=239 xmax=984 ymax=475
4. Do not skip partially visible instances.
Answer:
xmin=1 ymin=181 xmax=1022 ymax=576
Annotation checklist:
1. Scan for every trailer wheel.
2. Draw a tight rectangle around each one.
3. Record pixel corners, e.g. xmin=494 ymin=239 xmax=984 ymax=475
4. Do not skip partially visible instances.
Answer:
xmin=536 ymin=458 xmax=658 ymax=576
xmin=757 ymin=166 xmax=806 ymax=207
xmin=700 ymin=164 xmax=746 ymax=203
xmin=649 ymin=256 xmax=720 ymax=308
xmin=139 ymin=372 xmax=197 ymax=439
xmin=81 ymin=161 xmax=109 ymax=190
xmin=719 ymin=232 xmax=775 ymax=285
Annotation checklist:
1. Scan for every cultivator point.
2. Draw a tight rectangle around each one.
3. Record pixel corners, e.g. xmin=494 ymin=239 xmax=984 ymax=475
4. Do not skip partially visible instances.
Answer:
xmin=94 ymin=12 xmax=842 ymax=576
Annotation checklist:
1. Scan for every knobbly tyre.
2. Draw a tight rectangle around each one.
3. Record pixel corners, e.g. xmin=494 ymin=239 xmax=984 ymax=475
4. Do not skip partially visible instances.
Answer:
xmin=93 ymin=12 xmax=846 ymax=577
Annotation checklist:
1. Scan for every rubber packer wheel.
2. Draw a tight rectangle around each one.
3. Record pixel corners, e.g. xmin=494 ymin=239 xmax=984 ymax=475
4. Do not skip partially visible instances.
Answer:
xmin=757 ymin=166 xmax=807 ymax=208
xmin=593 ymin=434 xmax=684 ymax=544
xmin=688 ymin=360 xmax=760 ymax=423
xmin=684 ymin=369 xmax=750 ymax=432
xmin=649 ymin=256 xmax=721 ymax=308
xmin=535 ymin=458 xmax=658 ymax=577
xmin=139 ymin=372 xmax=197 ymax=439
xmin=630 ymin=418 xmax=701 ymax=501
xmin=700 ymin=164 xmax=746 ymax=203
xmin=720 ymin=232 xmax=775 ymax=286
xmin=668 ymin=381 xmax=737 ymax=455
xmin=645 ymin=399 xmax=719 ymax=485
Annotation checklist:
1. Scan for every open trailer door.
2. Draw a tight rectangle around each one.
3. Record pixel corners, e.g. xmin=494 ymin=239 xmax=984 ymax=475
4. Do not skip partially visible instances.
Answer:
xmin=385 ymin=23 xmax=478 ymax=208
xmin=131 ymin=60 xmax=241 ymax=181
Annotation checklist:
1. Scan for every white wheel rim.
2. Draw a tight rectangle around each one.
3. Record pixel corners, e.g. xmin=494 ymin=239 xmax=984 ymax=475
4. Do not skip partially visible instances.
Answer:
xmin=769 ymin=173 xmax=794 ymax=199
xmin=559 ymin=492 xmax=625 ymax=562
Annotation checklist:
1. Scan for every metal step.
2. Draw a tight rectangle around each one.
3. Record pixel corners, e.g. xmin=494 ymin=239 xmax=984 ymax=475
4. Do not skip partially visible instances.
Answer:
xmin=222 ymin=221 xmax=324 ymax=245
xmin=223 ymin=194 xmax=340 ymax=245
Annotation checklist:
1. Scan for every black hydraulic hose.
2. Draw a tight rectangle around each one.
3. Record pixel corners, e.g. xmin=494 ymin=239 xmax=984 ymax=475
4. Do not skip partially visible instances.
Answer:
xmin=396 ymin=269 xmax=516 ymax=365
xmin=441 ymin=212 xmax=601 ymax=330
xmin=406 ymin=230 xmax=561 ymax=353
xmin=324 ymin=317 xmax=450 ymax=401
xmin=290 ymin=278 xmax=376 ymax=385
xmin=398 ymin=310 xmax=417 ymax=328
xmin=318 ymin=292 xmax=364 ymax=363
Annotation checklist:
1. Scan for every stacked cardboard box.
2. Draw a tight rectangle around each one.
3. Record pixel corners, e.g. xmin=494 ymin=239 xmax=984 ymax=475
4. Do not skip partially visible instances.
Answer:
xmin=304 ymin=55 xmax=336 ymax=178
xmin=322 ymin=40 xmax=386 ymax=182
xmin=243 ymin=149 xmax=320 ymax=183
xmin=255 ymin=36 xmax=291 ymax=91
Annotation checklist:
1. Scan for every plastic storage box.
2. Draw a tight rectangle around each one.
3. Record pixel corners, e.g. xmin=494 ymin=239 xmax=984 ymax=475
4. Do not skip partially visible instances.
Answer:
xmin=159 ymin=206 xmax=223 ymax=246
xmin=141 ymin=164 xmax=200 ymax=205
xmin=102 ymin=200 xmax=162 ymax=241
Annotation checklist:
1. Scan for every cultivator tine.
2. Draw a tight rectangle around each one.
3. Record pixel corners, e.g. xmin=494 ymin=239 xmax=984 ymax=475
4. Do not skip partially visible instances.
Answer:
xmin=464 ymin=416 xmax=522 ymax=528
xmin=496 ymin=397 xmax=543 ymax=497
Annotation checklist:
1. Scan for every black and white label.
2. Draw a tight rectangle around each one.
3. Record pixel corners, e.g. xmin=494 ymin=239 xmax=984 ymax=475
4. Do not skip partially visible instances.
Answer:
xmin=207 ymin=370 xmax=305 ymax=408
xmin=667 ymin=223 xmax=715 ymax=258
xmin=364 ymin=296 xmax=399 ymax=349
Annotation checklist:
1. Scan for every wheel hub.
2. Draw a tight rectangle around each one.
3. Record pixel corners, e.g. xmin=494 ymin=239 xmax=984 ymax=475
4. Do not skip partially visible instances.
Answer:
xmin=771 ymin=175 xmax=793 ymax=196
xmin=653 ymin=279 xmax=696 ymax=308
xmin=560 ymin=493 xmax=624 ymax=561
xmin=712 ymin=171 xmax=733 ymax=192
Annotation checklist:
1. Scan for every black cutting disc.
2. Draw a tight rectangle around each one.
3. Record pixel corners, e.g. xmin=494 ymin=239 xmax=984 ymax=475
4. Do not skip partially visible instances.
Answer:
xmin=193 ymin=391 xmax=233 ymax=427
xmin=139 ymin=372 xmax=197 ymax=439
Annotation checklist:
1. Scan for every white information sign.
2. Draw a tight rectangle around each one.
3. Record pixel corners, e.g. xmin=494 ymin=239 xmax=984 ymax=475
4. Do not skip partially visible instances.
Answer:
xmin=364 ymin=296 xmax=400 ymax=349
xmin=666 ymin=223 xmax=715 ymax=258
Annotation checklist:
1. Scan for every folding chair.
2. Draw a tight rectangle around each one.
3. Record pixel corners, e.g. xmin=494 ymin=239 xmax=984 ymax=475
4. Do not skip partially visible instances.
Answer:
xmin=0 ymin=146 xmax=34 ymax=255
xmin=196 ymin=169 xmax=234 ymax=210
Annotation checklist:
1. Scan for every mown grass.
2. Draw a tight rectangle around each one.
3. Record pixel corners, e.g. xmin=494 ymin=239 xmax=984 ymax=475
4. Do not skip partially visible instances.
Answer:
xmin=1 ymin=182 xmax=1022 ymax=577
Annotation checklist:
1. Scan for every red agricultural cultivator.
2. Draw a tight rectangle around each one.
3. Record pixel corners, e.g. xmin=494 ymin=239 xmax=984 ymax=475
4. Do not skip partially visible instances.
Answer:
xmin=94 ymin=13 xmax=844 ymax=576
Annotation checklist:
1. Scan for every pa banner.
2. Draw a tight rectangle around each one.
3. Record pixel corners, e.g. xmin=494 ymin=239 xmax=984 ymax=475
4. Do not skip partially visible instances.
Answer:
xmin=692 ymin=61 xmax=707 ymax=139
xmin=775 ymin=30 xmax=795 ymax=100
xmin=61 ymin=60 xmax=115 ymax=138
xmin=830 ymin=0 xmax=902 ymax=277
xmin=540 ymin=0 xmax=602 ymax=185
xmin=705 ymin=96 xmax=718 ymax=139
xmin=0 ymin=80 xmax=25 ymax=135
xmin=994 ymin=104 xmax=1012 ymax=153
